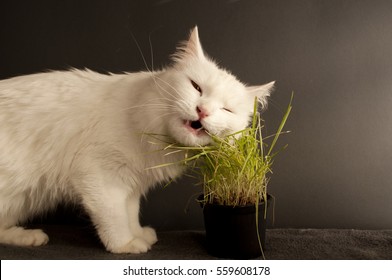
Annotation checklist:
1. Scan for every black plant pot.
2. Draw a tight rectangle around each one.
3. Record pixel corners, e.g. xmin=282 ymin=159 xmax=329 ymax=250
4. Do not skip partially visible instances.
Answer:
xmin=201 ymin=195 xmax=271 ymax=259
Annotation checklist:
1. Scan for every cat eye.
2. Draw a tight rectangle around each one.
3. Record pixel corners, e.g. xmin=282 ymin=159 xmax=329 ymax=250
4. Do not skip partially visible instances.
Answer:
xmin=191 ymin=80 xmax=202 ymax=95
xmin=223 ymin=108 xmax=233 ymax=113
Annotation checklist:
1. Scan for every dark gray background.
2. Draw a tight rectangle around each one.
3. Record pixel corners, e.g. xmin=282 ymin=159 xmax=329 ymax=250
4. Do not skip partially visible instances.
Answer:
xmin=1 ymin=0 xmax=391 ymax=230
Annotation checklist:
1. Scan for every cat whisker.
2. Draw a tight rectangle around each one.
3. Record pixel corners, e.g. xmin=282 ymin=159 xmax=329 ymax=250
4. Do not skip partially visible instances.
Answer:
xmin=150 ymin=75 xmax=181 ymax=101
xmin=129 ymin=29 xmax=153 ymax=73
xmin=149 ymin=31 xmax=155 ymax=73
xmin=140 ymin=111 xmax=177 ymax=143
xmin=128 ymin=32 xmax=189 ymax=105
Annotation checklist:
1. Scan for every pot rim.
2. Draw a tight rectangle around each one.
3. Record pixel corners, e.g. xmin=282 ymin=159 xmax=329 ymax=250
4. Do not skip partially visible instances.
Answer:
xmin=198 ymin=194 xmax=272 ymax=209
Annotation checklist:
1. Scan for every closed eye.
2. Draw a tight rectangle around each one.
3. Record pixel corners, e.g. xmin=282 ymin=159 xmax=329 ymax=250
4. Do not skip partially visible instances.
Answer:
xmin=223 ymin=108 xmax=233 ymax=113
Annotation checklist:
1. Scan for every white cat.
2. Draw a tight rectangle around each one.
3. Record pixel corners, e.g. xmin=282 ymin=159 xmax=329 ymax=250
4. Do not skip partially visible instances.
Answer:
xmin=0 ymin=27 xmax=274 ymax=253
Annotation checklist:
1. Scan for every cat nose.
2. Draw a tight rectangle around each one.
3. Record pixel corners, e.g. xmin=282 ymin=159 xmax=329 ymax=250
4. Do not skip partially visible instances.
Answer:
xmin=196 ymin=106 xmax=209 ymax=119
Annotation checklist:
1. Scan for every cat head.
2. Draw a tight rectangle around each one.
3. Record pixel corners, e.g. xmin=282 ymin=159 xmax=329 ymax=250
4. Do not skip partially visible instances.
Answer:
xmin=161 ymin=26 xmax=274 ymax=146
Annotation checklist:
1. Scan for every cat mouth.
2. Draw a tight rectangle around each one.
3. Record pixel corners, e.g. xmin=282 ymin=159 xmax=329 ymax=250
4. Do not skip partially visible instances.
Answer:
xmin=184 ymin=120 xmax=209 ymax=135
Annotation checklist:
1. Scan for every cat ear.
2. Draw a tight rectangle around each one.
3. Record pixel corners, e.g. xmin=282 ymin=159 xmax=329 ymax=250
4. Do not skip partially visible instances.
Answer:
xmin=186 ymin=26 xmax=205 ymax=59
xmin=247 ymin=81 xmax=275 ymax=109
xmin=172 ymin=26 xmax=206 ymax=62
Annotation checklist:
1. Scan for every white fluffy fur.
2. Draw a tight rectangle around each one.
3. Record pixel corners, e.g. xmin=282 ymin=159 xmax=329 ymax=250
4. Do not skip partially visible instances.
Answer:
xmin=0 ymin=27 xmax=274 ymax=253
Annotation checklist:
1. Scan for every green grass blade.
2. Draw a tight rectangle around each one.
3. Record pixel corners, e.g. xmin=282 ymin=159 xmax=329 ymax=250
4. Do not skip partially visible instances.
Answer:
xmin=267 ymin=92 xmax=293 ymax=156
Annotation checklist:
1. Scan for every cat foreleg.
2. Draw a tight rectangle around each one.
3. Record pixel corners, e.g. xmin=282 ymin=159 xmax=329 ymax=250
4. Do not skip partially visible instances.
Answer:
xmin=126 ymin=193 xmax=158 ymax=247
xmin=79 ymin=178 xmax=151 ymax=254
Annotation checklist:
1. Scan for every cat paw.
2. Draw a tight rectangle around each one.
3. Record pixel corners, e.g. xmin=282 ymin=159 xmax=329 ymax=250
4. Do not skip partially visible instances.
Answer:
xmin=140 ymin=226 xmax=158 ymax=246
xmin=111 ymin=237 xmax=151 ymax=254
xmin=2 ymin=228 xmax=49 ymax=247
xmin=19 ymin=229 xmax=49 ymax=246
